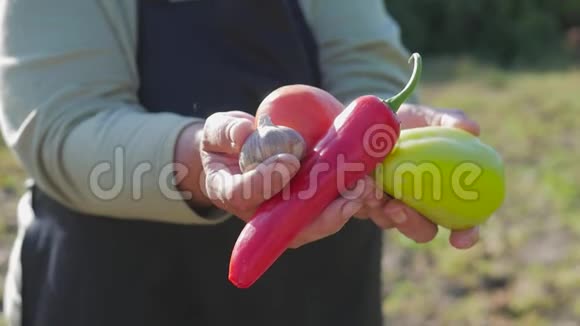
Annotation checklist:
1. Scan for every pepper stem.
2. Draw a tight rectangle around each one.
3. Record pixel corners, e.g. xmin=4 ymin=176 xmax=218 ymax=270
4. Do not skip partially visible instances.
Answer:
xmin=383 ymin=53 xmax=423 ymax=112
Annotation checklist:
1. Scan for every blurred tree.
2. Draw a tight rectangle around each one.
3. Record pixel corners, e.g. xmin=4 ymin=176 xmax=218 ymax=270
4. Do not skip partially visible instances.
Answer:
xmin=385 ymin=0 xmax=579 ymax=65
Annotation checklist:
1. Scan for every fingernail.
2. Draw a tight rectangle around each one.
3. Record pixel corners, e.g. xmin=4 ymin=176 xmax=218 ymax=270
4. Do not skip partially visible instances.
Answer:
xmin=229 ymin=120 xmax=251 ymax=148
xmin=389 ymin=209 xmax=407 ymax=224
xmin=278 ymin=154 xmax=301 ymax=173
xmin=457 ymin=229 xmax=479 ymax=248
xmin=228 ymin=120 xmax=242 ymax=143
xmin=268 ymin=154 xmax=300 ymax=169
xmin=262 ymin=154 xmax=299 ymax=175
xmin=467 ymin=229 xmax=480 ymax=245
xmin=343 ymin=201 xmax=363 ymax=220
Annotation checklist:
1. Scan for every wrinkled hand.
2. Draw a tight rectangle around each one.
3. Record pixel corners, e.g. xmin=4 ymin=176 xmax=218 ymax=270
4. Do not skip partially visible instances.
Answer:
xmin=200 ymin=105 xmax=482 ymax=250
xmin=352 ymin=104 xmax=482 ymax=249
xmin=200 ymin=111 xmax=369 ymax=248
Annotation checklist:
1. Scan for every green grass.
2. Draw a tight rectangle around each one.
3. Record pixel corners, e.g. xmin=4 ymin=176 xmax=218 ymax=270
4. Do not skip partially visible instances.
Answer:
xmin=382 ymin=57 xmax=580 ymax=325
xmin=1 ymin=58 xmax=580 ymax=324
xmin=0 ymin=139 xmax=21 ymax=322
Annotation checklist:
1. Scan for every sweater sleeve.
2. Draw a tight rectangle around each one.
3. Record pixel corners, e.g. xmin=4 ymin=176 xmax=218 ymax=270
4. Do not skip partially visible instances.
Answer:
xmin=299 ymin=0 xmax=421 ymax=104
xmin=0 ymin=0 xmax=229 ymax=224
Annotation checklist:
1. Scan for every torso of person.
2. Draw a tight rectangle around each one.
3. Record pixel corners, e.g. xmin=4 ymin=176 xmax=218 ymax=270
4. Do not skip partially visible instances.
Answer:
xmin=22 ymin=1 xmax=384 ymax=325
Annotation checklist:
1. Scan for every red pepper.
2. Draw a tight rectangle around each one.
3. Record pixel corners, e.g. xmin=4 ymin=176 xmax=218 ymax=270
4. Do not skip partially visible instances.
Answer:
xmin=229 ymin=54 xmax=423 ymax=288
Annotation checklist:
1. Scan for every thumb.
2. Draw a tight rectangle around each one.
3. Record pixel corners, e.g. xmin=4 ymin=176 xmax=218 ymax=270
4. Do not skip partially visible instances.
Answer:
xmin=202 ymin=111 xmax=255 ymax=154
xmin=202 ymin=153 xmax=300 ymax=218
xmin=241 ymin=153 xmax=301 ymax=203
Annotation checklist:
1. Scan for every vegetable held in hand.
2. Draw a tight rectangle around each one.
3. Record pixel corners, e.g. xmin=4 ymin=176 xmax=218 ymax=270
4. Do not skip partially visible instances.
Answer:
xmin=255 ymin=84 xmax=344 ymax=150
xmin=229 ymin=54 xmax=423 ymax=289
xmin=374 ymin=126 xmax=505 ymax=230
xmin=239 ymin=85 xmax=343 ymax=170
xmin=239 ymin=116 xmax=306 ymax=172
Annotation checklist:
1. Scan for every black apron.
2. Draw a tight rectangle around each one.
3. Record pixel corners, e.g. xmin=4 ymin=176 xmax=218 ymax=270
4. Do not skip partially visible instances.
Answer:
xmin=21 ymin=1 xmax=383 ymax=325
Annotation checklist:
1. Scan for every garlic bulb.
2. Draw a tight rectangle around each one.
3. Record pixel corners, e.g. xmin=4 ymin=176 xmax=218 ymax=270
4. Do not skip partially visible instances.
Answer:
xmin=239 ymin=116 xmax=306 ymax=172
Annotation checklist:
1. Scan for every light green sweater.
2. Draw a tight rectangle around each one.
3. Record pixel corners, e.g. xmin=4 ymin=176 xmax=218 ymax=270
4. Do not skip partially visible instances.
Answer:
xmin=0 ymin=1 xmax=413 ymax=325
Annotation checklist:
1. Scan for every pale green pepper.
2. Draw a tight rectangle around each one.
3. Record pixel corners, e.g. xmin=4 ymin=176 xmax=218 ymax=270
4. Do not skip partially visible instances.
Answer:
xmin=374 ymin=126 xmax=505 ymax=230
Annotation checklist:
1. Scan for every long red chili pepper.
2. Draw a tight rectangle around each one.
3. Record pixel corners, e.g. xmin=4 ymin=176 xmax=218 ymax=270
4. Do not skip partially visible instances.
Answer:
xmin=229 ymin=53 xmax=423 ymax=288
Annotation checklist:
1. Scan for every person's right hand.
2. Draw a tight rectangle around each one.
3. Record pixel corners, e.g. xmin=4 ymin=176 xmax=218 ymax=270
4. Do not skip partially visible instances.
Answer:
xmin=200 ymin=111 xmax=377 ymax=246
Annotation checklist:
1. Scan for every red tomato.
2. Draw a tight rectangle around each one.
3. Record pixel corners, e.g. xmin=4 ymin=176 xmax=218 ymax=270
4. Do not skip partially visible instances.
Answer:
xmin=256 ymin=85 xmax=343 ymax=150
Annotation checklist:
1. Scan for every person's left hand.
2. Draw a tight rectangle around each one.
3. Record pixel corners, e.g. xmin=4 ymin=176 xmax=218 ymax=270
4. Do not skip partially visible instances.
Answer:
xmin=292 ymin=103 xmax=482 ymax=250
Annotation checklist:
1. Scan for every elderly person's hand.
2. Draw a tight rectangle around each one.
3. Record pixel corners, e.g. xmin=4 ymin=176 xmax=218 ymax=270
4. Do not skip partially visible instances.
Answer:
xmin=350 ymin=104 xmax=482 ymax=249
xmin=199 ymin=105 xmax=481 ymax=250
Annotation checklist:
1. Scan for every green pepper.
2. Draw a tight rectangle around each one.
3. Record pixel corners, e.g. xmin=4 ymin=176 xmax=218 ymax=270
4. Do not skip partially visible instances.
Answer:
xmin=374 ymin=126 xmax=505 ymax=230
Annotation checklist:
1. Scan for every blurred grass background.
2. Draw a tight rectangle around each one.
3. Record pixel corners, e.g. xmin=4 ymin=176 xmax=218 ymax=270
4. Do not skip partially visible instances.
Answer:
xmin=0 ymin=137 xmax=23 ymax=326
xmin=382 ymin=58 xmax=580 ymax=325
xmin=380 ymin=2 xmax=580 ymax=324
xmin=1 ymin=1 xmax=580 ymax=325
